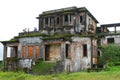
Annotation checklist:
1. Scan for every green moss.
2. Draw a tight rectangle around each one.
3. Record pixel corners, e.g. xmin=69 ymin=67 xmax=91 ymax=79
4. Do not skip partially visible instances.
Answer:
xmin=1 ymin=38 xmax=18 ymax=43
xmin=73 ymin=33 xmax=97 ymax=38
xmin=43 ymin=33 xmax=73 ymax=40
xmin=6 ymin=57 xmax=19 ymax=61
xmin=98 ymin=32 xmax=120 ymax=36
xmin=15 ymin=33 xmax=49 ymax=38
xmin=63 ymin=37 xmax=72 ymax=42
xmin=9 ymin=38 xmax=18 ymax=42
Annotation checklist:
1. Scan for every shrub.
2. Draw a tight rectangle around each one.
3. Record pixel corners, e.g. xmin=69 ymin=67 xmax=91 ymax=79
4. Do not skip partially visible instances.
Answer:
xmin=99 ymin=44 xmax=120 ymax=66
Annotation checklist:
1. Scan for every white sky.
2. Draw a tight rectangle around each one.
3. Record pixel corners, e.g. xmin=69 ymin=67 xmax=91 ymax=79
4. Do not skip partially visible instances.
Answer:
xmin=0 ymin=0 xmax=120 ymax=60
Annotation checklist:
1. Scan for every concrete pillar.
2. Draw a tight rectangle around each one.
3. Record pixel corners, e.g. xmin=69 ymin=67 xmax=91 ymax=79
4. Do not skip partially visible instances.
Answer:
xmin=43 ymin=45 xmax=45 ymax=61
xmin=61 ymin=43 xmax=65 ymax=60
xmin=115 ymin=26 xmax=116 ymax=33
xmin=43 ymin=18 xmax=45 ymax=28
xmin=63 ymin=15 xmax=64 ymax=26
xmin=3 ymin=45 xmax=7 ymax=69
xmin=48 ymin=17 xmax=50 ymax=27
xmin=10 ymin=47 xmax=14 ymax=57
xmin=68 ymin=14 xmax=70 ymax=24
xmin=3 ymin=45 xmax=7 ymax=60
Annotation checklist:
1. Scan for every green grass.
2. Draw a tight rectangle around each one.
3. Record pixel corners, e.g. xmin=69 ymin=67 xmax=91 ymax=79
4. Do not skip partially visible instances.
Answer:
xmin=0 ymin=66 xmax=120 ymax=80
xmin=0 ymin=61 xmax=2 ymax=70
xmin=32 ymin=60 xmax=55 ymax=75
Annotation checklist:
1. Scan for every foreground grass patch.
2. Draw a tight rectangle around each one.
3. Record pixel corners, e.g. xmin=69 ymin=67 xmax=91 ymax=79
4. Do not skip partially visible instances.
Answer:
xmin=0 ymin=66 xmax=120 ymax=80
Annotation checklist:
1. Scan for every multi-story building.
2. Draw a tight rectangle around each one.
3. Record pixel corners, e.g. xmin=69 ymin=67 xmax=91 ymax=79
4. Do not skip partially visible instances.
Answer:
xmin=37 ymin=6 xmax=98 ymax=34
xmin=1 ymin=6 xmax=98 ymax=72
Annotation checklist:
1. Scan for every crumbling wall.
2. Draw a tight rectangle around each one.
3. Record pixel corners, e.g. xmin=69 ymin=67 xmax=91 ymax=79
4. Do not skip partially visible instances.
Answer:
xmin=86 ymin=14 xmax=97 ymax=33
xmin=92 ymin=39 xmax=98 ymax=64
xmin=101 ymin=35 xmax=120 ymax=45
xmin=19 ymin=59 xmax=32 ymax=69
xmin=18 ymin=36 xmax=43 ymax=69
xmin=64 ymin=37 xmax=92 ymax=72
xmin=47 ymin=44 xmax=61 ymax=61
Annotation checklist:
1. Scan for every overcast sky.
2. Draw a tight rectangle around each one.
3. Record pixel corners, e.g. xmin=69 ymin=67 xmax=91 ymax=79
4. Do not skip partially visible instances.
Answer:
xmin=0 ymin=0 xmax=120 ymax=60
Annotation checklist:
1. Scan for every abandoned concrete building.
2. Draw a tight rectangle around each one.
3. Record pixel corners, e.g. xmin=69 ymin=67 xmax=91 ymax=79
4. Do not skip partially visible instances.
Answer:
xmin=97 ymin=23 xmax=120 ymax=46
xmin=1 ymin=6 xmax=99 ymax=72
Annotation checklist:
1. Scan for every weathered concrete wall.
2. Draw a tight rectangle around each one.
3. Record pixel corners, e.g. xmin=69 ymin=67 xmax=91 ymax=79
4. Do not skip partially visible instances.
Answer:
xmin=18 ymin=37 xmax=43 ymax=58
xmin=64 ymin=37 xmax=92 ymax=72
xmin=49 ymin=44 xmax=61 ymax=61
xmin=101 ymin=35 xmax=120 ymax=45
xmin=86 ymin=14 xmax=97 ymax=33
xmin=19 ymin=59 xmax=32 ymax=69
xmin=17 ymin=36 xmax=96 ymax=71
xmin=18 ymin=37 xmax=43 ymax=69
xmin=92 ymin=39 xmax=98 ymax=64
xmin=43 ymin=40 xmax=64 ymax=61
xmin=39 ymin=11 xmax=97 ymax=34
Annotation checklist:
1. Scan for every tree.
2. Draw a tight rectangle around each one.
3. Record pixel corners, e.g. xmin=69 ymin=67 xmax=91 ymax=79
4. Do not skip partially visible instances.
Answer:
xmin=99 ymin=44 xmax=120 ymax=66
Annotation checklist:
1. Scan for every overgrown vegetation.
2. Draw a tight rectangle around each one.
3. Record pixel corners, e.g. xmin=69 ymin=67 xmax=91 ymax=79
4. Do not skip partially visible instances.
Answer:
xmin=15 ymin=32 xmax=48 ymax=38
xmin=43 ymin=33 xmax=73 ymax=40
xmin=32 ymin=59 xmax=55 ymax=75
xmin=98 ymin=44 xmax=120 ymax=67
xmin=0 ymin=66 xmax=120 ymax=80
xmin=1 ymin=45 xmax=120 ymax=80
xmin=98 ymin=32 xmax=120 ymax=36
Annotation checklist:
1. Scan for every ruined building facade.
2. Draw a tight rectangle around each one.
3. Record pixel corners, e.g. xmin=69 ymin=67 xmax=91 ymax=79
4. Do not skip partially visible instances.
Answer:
xmin=1 ymin=7 xmax=99 ymax=72
xmin=97 ymin=23 xmax=120 ymax=46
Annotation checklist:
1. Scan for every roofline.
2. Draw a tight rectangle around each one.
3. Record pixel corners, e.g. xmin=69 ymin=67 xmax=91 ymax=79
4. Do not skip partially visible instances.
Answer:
xmin=36 ymin=6 xmax=99 ymax=23
xmin=42 ymin=6 xmax=77 ymax=15
xmin=101 ymin=23 xmax=120 ymax=27
xmin=0 ymin=40 xmax=19 ymax=44
xmin=79 ymin=7 xmax=99 ymax=23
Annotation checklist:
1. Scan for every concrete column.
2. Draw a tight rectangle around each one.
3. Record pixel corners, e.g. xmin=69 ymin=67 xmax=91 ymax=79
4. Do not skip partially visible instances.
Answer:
xmin=3 ymin=45 xmax=7 ymax=69
xmin=43 ymin=18 xmax=45 ymax=28
xmin=61 ymin=43 xmax=65 ymax=60
xmin=63 ymin=15 xmax=64 ymax=26
xmin=48 ymin=17 xmax=50 ymax=27
xmin=115 ymin=26 xmax=116 ymax=33
xmin=18 ymin=44 xmax=21 ymax=58
xmin=43 ymin=45 xmax=45 ymax=61
xmin=10 ymin=47 xmax=14 ymax=57
xmin=68 ymin=14 xmax=70 ymax=24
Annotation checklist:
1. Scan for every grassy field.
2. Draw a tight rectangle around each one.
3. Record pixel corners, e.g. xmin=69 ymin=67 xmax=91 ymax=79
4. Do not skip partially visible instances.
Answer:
xmin=0 ymin=66 xmax=120 ymax=80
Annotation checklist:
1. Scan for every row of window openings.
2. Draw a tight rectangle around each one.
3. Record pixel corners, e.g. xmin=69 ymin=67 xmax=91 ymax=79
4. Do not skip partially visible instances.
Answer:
xmin=44 ymin=44 xmax=87 ymax=61
xmin=22 ymin=46 xmax=39 ymax=58
xmin=45 ymin=15 xmax=84 ymax=25
xmin=45 ymin=17 xmax=60 ymax=25
xmin=22 ymin=44 xmax=87 ymax=59
xmin=65 ymin=44 xmax=87 ymax=58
